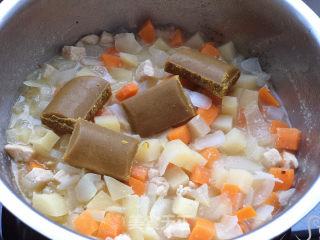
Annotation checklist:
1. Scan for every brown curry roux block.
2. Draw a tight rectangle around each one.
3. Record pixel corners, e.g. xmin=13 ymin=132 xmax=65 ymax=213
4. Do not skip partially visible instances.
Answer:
xmin=164 ymin=48 xmax=241 ymax=98
xmin=63 ymin=119 xmax=139 ymax=181
xmin=41 ymin=76 xmax=111 ymax=134
xmin=122 ymin=77 xmax=196 ymax=137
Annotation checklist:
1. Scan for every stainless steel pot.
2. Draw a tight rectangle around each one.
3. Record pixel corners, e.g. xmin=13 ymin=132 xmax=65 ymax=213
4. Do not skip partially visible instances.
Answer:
xmin=0 ymin=0 xmax=319 ymax=239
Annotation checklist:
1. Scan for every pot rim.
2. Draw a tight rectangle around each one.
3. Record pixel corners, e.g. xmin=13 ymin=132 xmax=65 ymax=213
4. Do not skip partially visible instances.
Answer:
xmin=0 ymin=0 xmax=319 ymax=239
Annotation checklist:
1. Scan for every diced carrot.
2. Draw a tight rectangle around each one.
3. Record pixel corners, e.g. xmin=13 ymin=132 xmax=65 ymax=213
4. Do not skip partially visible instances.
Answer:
xmin=200 ymin=89 xmax=222 ymax=106
xmin=73 ymin=210 xmax=99 ymax=236
xmin=168 ymin=125 xmax=191 ymax=145
xmin=161 ymin=75 xmax=175 ymax=83
xmin=200 ymin=42 xmax=220 ymax=58
xmin=270 ymin=120 xmax=289 ymax=134
xmin=170 ymin=29 xmax=184 ymax=47
xmin=100 ymin=54 xmax=123 ymax=68
xmin=107 ymin=46 xmax=120 ymax=56
xmin=196 ymin=105 xmax=219 ymax=125
xmin=275 ymin=128 xmax=301 ymax=151
xmin=128 ymin=177 xmax=146 ymax=196
xmin=97 ymin=212 xmax=124 ymax=239
xmin=233 ymin=206 xmax=257 ymax=221
xmin=237 ymin=107 xmax=247 ymax=128
xmin=200 ymin=147 xmax=221 ymax=168
xmin=189 ymin=217 xmax=216 ymax=240
xmin=269 ymin=168 xmax=295 ymax=191
xmin=54 ymin=87 xmax=61 ymax=96
xmin=264 ymin=192 xmax=280 ymax=214
xmin=138 ymin=20 xmax=155 ymax=44
xmin=258 ymin=87 xmax=280 ymax=107
xmin=190 ymin=165 xmax=211 ymax=185
xmin=28 ymin=160 xmax=46 ymax=171
xmin=115 ymin=83 xmax=139 ymax=101
xmin=131 ymin=165 xmax=148 ymax=182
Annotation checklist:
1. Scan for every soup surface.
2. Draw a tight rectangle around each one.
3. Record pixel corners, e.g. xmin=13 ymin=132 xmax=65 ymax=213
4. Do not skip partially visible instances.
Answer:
xmin=5 ymin=21 xmax=301 ymax=240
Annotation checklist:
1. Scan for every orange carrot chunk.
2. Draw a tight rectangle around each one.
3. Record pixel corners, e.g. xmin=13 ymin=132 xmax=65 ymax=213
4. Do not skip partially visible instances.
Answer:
xmin=115 ymin=83 xmax=139 ymax=101
xmin=233 ymin=206 xmax=257 ymax=221
xmin=168 ymin=125 xmax=191 ymax=145
xmin=128 ymin=177 xmax=146 ymax=196
xmin=189 ymin=217 xmax=216 ymax=240
xmin=269 ymin=168 xmax=294 ymax=191
xmin=270 ymin=120 xmax=289 ymax=134
xmin=28 ymin=160 xmax=46 ymax=171
xmin=107 ymin=46 xmax=120 ymax=56
xmin=200 ymin=147 xmax=221 ymax=168
xmin=170 ymin=29 xmax=184 ymax=47
xmin=97 ymin=212 xmax=124 ymax=239
xmin=275 ymin=128 xmax=301 ymax=151
xmin=196 ymin=105 xmax=219 ymax=125
xmin=73 ymin=210 xmax=99 ymax=236
xmin=138 ymin=20 xmax=155 ymax=44
xmin=264 ymin=192 xmax=280 ymax=214
xmin=100 ymin=54 xmax=123 ymax=68
xmin=131 ymin=165 xmax=149 ymax=182
xmin=190 ymin=165 xmax=211 ymax=185
xmin=237 ymin=107 xmax=247 ymax=128
xmin=200 ymin=42 xmax=220 ymax=58
xmin=258 ymin=87 xmax=280 ymax=107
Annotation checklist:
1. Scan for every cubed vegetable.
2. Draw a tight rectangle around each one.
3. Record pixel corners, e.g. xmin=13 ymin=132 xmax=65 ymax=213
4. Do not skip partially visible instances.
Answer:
xmin=217 ymin=41 xmax=237 ymax=61
xmin=31 ymin=129 xmax=60 ymax=153
xmin=115 ymin=33 xmax=142 ymax=54
xmin=108 ymin=67 xmax=133 ymax=82
xmin=189 ymin=217 xmax=216 ymax=240
xmin=185 ymin=32 xmax=204 ymax=49
xmin=120 ymin=52 xmax=139 ymax=67
xmin=151 ymin=38 xmax=171 ymax=52
xmin=135 ymin=139 xmax=161 ymax=163
xmin=164 ymin=165 xmax=189 ymax=190
xmin=94 ymin=115 xmax=120 ymax=132
xmin=187 ymin=115 xmax=210 ymax=139
xmin=75 ymin=174 xmax=98 ymax=202
xmin=172 ymin=196 xmax=199 ymax=219
xmin=87 ymin=190 xmax=115 ymax=210
xmin=211 ymin=115 xmax=233 ymax=133
xmin=222 ymin=96 xmax=238 ymax=119
xmin=239 ymin=89 xmax=258 ymax=107
xmin=97 ymin=212 xmax=124 ymax=239
xmin=234 ymin=74 xmax=257 ymax=89
xmin=32 ymin=192 xmax=68 ymax=217
xmin=76 ymin=67 xmax=99 ymax=77
xmin=143 ymin=225 xmax=161 ymax=240
xmin=210 ymin=164 xmax=229 ymax=189
xmin=104 ymin=176 xmax=133 ymax=201
xmin=225 ymin=169 xmax=253 ymax=193
xmin=219 ymin=128 xmax=247 ymax=155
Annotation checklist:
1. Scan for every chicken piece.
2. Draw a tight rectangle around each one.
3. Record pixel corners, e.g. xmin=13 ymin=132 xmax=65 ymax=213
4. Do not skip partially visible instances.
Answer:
xmin=282 ymin=151 xmax=299 ymax=169
xmin=277 ymin=188 xmax=296 ymax=206
xmin=5 ymin=144 xmax=34 ymax=162
xmin=263 ymin=148 xmax=282 ymax=168
xmin=23 ymin=168 xmax=54 ymax=190
xmin=163 ymin=220 xmax=190 ymax=239
xmin=77 ymin=34 xmax=99 ymax=45
xmin=176 ymin=184 xmax=194 ymax=197
xmin=135 ymin=59 xmax=156 ymax=82
xmin=100 ymin=31 xmax=114 ymax=45
xmin=147 ymin=177 xmax=169 ymax=197
xmin=62 ymin=46 xmax=86 ymax=61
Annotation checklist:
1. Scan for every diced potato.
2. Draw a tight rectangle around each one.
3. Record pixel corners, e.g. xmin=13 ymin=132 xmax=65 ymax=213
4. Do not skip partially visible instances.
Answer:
xmin=86 ymin=190 xmax=115 ymax=210
xmin=185 ymin=32 xmax=204 ymax=49
xmin=234 ymin=74 xmax=257 ymax=89
xmin=164 ymin=165 xmax=189 ymax=190
xmin=210 ymin=164 xmax=229 ymax=189
xmin=75 ymin=174 xmax=98 ymax=202
xmin=32 ymin=192 xmax=68 ymax=217
xmin=222 ymin=96 xmax=238 ymax=119
xmin=120 ymin=52 xmax=139 ymax=67
xmin=94 ymin=115 xmax=120 ymax=132
xmin=151 ymin=38 xmax=171 ymax=52
xmin=246 ymin=136 xmax=265 ymax=162
xmin=150 ymin=198 xmax=172 ymax=219
xmin=218 ymin=41 xmax=237 ymax=61
xmin=172 ymin=196 xmax=199 ymax=219
xmin=225 ymin=169 xmax=253 ymax=193
xmin=76 ymin=67 xmax=99 ymax=77
xmin=187 ymin=115 xmax=210 ymax=139
xmin=123 ymin=195 xmax=150 ymax=217
xmin=109 ymin=67 xmax=133 ymax=82
xmin=104 ymin=176 xmax=133 ymax=201
xmin=129 ymin=229 xmax=144 ymax=240
xmin=230 ymin=87 xmax=244 ymax=99
xmin=239 ymin=89 xmax=258 ymax=107
xmin=31 ymin=129 xmax=59 ymax=153
xmin=159 ymin=140 xmax=207 ymax=172
xmin=115 ymin=33 xmax=142 ymax=54
xmin=135 ymin=139 xmax=161 ymax=163
xmin=143 ymin=225 xmax=161 ymax=240
xmin=211 ymin=114 xmax=233 ymax=133
xmin=219 ymin=128 xmax=247 ymax=155
xmin=17 ymin=126 xmax=32 ymax=144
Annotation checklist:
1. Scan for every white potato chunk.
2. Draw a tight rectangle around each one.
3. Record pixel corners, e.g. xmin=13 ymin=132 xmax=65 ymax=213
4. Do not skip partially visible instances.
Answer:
xmin=219 ymin=128 xmax=247 ymax=155
xmin=172 ymin=196 xmax=199 ymax=219
xmin=32 ymin=192 xmax=68 ymax=217
xmin=230 ymin=87 xmax=244 ymax=99
xmin=143 ymin=225 xmax=161 ymax=240
xmin=225 ymin=169 xmax=253 ymax=193
xmin=185 ymin=32 xmax=204 ymax=49
xmin=120 ymin=52 xmax=139 ymax=68
xmin=94 ymin=115 xmax=120 ymax=132
xmin=239 ymin=89 xmax=258 ymax=107
xmin=108 ymin=67 xmax=133 ymax=82
xmin=210 ymin=164 xmax=229 ymax=189
xmin=115 ymin=33 xmax=142 ymax=54
xmin=211 ymin=114 xmax=233 ymax=133
xmin=62 ymin=46 xmax=86 ymax=61
xmin=5 ymin=144 xmax=34 ymax=162
xmin=100 ymin=31 xmax=114 ymax=45
xmin=164 ymin=165 xmax=189 ymax=190
xmin=86 ymin=190 xmax=115 ymax=210
xmin=159 ymin=140 xmax=207 ymax=173
xmin=222 ymin=96 xmax=238 ymax=119
xmin=124 ymin=195 xmax=150 ymax=231
xmin=245 ymin=136 xmax=265 ymax=162
xmin=31 ymin=129 xmax=60 ymax=153
xmin=151 ymin=38 xmax=171 ymax=52
xmin=163 ymin=220 xmax=190 ymax=239
xmin=76 ymin=67 xmax=99 ymax=77
xmin=149 ymin=197 xmax=173 ymax=229
xmin=234 ymin=74 xmax=257 ymax=89
xmin=218 ymin=41 xmax=237 ymax=61
xmin=75 ymin=174 xmax=98 ymax=202
xmin=135 ymin=139 xmax=161 ymax=163
xmin=135 ymin=59 xmax=156 ymax=82
xmin=187 ymin=115 xmax=210 ymax=139
xmin=104 ymin=176 xmax=133 ymax=201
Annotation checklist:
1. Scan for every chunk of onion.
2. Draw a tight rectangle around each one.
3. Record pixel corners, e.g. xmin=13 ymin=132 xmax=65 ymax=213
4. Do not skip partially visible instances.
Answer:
xmin=192 ymin=131 xmax=225 ymax=151
xmin=218 ymin=156 xmax=264 ymax=172
xmin=184 ymin=89 xmax=212 ymax=109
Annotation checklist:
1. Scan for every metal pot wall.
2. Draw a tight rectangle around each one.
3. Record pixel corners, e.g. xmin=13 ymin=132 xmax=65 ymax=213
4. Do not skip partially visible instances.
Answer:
xmin=0 ymin=0 xmax=319 ymax=239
